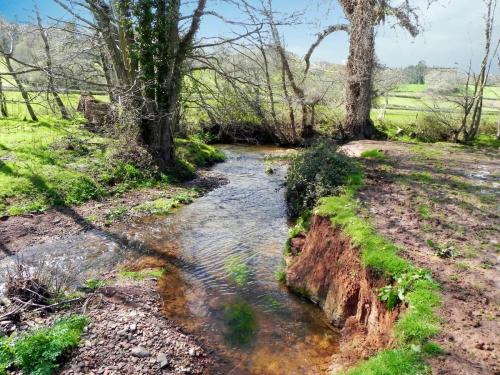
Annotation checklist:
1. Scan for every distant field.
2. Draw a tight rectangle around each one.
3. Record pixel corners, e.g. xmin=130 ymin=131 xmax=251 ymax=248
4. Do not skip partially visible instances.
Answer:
xmin=375 ymin=84 xmax=500 ymax=127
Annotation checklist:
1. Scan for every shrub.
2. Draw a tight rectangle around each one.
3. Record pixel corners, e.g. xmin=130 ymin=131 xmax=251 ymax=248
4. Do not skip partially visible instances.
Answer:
xmin=62 ymin=176 xmax=103 ymax=205
xmin=286 ymin=141 xmax=360 ymax=216
xmin=412 ymin=113 xmax=458 ymax=142
xmin=0 ymin=315 xmax=89 ymax=375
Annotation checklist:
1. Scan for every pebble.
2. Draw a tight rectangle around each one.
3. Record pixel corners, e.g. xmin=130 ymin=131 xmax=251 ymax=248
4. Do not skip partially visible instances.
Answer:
xmin=131 ymin=346 xmax=150 ymax=358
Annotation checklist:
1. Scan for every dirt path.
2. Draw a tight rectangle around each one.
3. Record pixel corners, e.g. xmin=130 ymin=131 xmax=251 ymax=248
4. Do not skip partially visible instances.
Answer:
xmin=342 ymin=140 xmax=499 ymax=375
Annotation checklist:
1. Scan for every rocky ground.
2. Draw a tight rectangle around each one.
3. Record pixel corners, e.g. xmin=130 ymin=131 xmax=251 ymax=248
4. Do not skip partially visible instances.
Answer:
xmin=58 ymin=278 xmax=214 ymax=375
xmin=0 ymin=170 xmax=227 ymax=256
xmin=343 ymin=140 xmax=499 ymax=375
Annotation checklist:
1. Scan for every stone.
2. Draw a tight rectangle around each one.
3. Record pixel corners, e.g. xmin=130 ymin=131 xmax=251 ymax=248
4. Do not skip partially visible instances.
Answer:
xmin=157 ymin=353 xmax=169 ymax=369
xmin=189 ymin=348 xmax=196 ymax=357
xmin=131 ymin=346 xmax=150 ymax=358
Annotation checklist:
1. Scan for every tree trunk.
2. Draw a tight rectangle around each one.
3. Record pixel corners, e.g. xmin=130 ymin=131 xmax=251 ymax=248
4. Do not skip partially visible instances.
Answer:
xmin=5 ymin=57 xmax=37 ymax=121
xmin=342 ymin=0 xmax=379 ymax=139
xmin=0 ymin=77 xmax=7 ymax=117
xmin=99 ymin=47 xmax=115 ymax=102
xmin=36 ymin=9 xmax=70 ymax=119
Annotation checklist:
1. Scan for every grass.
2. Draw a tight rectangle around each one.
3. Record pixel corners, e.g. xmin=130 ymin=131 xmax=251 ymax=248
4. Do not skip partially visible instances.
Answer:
xmin=418 ymin=204 xmax=431 ymax=220
xmin=284 ymin=211 xmax=312 ymax=255
xmin=118 ymin=267 xmax=165 ymax=280
xmin=0 ymin=117 xmax=223 ymax=216
xmin=1 ymin=90 xmax=108 ymax=119
xmin=0 ymin=315 xmax=89 ymax=375
xmin=134 ymin=191 xmax=197 ymax=216
xmin=360 ymin=149 xmax=387 ymax=159
xmin=311 ymin=170 xmax=442 ymax=374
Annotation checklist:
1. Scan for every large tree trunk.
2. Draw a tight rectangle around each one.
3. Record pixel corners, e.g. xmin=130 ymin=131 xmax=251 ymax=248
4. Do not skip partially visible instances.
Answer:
xmin=342 ymin=0 xmax=379 ymax=139
xmin=5 ymin=57 xmax=38 ymax=121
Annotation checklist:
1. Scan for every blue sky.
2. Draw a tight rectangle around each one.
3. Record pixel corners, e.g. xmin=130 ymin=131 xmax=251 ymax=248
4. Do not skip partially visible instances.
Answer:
xmin=1 ymin=0 xmax=499 ymax=72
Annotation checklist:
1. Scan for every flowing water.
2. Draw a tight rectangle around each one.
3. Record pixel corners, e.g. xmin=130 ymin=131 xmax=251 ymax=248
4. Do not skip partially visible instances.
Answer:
xmin=2 ymin=145 xmax=338 ymax=374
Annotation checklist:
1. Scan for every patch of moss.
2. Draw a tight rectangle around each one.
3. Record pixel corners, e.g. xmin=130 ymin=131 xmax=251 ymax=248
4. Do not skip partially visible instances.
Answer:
xmin=118 ymin=267 xmax=165 ymax=280
xmin=134 ymin=191 xmax=197 ymax=216
xmin=360 ymin=149 xmax=387 ymax=160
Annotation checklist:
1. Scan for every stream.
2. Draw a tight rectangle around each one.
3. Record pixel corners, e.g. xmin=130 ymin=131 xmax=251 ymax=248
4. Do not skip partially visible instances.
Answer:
xmin=2 ymin=145 xmax=338 ymax=374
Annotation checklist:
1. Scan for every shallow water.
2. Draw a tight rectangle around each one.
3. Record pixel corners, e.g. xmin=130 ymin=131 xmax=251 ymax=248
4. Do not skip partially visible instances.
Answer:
xmin=2 ymin=145 xmax=338 ymax=374
xmin=146 ymin=146 xmax=338 ymax=374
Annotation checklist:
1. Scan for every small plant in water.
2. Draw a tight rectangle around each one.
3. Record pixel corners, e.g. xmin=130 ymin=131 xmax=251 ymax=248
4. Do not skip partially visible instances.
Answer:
xmin=226 ymin=257 xmax=250 ymax=286
xmin=223 ymin=300 xmax=257 ymax=346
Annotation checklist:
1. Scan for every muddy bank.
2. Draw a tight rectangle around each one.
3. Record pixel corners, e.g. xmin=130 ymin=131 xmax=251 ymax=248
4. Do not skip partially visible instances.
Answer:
xmin=345 ymin=140 xmax=499 ymax=375
xmin=286 ymin=215 xmax=399 ymax=370
xmin=0 ymin=170 xmax=227 ymax=257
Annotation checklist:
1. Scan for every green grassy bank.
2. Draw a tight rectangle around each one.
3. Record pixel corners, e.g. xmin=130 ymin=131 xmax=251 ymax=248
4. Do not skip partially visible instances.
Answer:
xmin=0 ymin=116 xmax=224 ymax=216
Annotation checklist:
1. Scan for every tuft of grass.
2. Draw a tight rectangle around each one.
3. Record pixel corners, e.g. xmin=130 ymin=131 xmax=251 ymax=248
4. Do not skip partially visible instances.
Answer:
xmin=83 ymin=278 xmax=106 ymax=290
xmin=284 ymin=210 xmax=311 ymax=255
xmin=118 ymin=267 xmax=165 ymax=281
xmin=343 ymin=348 xmax=429 ymax=375
xmin=418 ymin=204 xmax=431 ymax=220
xmin=360 ymin=149 xmax=387 ymax=160
xmin=274 ymin=257 xmax=287 ymax=283
xmin=135 ymin=191 xmax=196 ymax=216
xmin=0 ymin=315 xmax=89 ymax=375
xmin=409 ymin=171 xmax=434 ymax=184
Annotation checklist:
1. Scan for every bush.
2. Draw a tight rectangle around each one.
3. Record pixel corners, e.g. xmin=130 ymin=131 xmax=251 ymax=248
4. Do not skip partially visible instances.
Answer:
xmin=286 ymin=141 xmax=360 ymax=216
xmin=0 ymin=315 xmax=89 ymax=375
xmin=412 ymin=113 xmax=458 ymax=142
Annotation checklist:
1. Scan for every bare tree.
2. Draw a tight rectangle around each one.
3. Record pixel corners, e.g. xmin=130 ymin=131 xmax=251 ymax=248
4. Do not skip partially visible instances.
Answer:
xmin=454 ymin=0 xmax=499 ymax=142
xmin=0 ymin=76 xmax=7 ymax=117
xmin=35 ymin=6 xmax=70 ymax=119
xmin=0 ymin=20 xmax=38 ymax=121
xmin=426 ymin=0 xmax=499 ymax=143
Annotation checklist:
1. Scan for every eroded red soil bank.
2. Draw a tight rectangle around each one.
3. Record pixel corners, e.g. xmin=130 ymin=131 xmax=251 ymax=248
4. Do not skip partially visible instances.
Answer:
xmin=286 ymin=215 xmax=399 ymax=369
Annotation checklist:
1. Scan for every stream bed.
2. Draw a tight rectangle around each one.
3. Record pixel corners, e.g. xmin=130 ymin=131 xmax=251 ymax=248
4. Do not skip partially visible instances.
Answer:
xmin=2 ymin=145 xmax=338 ymax=374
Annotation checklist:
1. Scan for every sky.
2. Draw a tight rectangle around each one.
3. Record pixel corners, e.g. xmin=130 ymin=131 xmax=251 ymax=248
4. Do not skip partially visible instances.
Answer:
xmin=1 ymin=0 xmax=499 ymax=72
